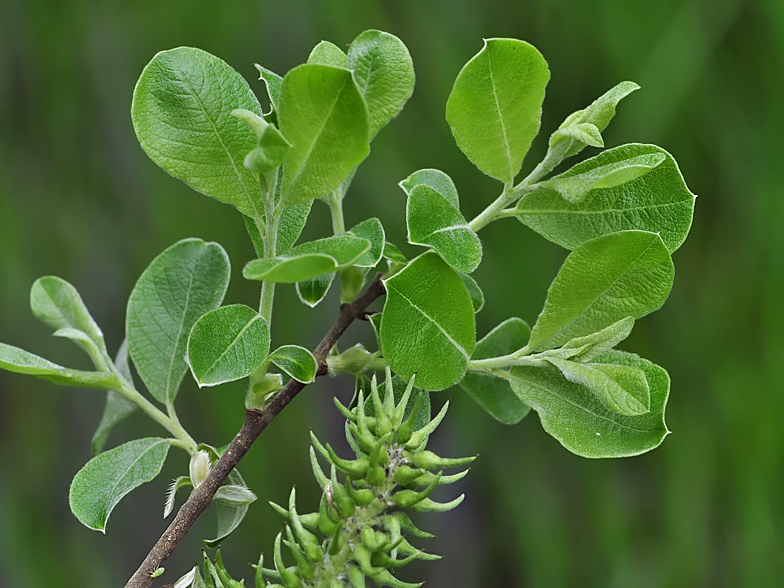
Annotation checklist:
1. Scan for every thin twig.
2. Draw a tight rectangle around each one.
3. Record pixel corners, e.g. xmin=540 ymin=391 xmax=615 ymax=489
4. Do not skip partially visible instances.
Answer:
xmin=124 ymin=274 xmax=386 ymax=588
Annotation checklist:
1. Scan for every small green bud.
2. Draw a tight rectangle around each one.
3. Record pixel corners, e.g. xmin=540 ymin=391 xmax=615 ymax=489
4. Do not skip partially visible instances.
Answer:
xmin=285 ymin=525 xmax=315 ymax=580
xmin=394 ymin=465 xmax=425 ymax=487
xmin=367 ymin=433 xmax=391 ymax=487
xmin=327 ymin=523 xmax=345 ymax=556
xmin=409 ymin=450 xmax=476 ymax=470
xmin=361 ymin=526 xmax=389 ymax=552
xmin=382 ymin=512 xmax=434 ymax=539
xmin=348 ymin=565 xmax=366 ymax=588
xmin=395 ymin=389 xmax=425 ymax=445
xmin=346 ymin=479 xmax=375 ymax=506
xmin=254 ymin=553 xmax=265 ymax=588
xmin=347 ymin=422 xmax=377 ymax=454
xmin=352 ymin=543 xmax=377 ymax=576
xmin=319 ymin=494 xmax=340 ymax=535
xmin=408 ymin=493 xmax=465 ymax=513
xmin=368 ymin=568 xmax=423 ymax=588
xmin=330 ymin=469 xmax=356 ymax=517
xmin=274 ymin=533 xmax=303 ymax=588
xmin=393 ymin=471 xmax=441 ymax=508
xmin=371 ymin=550 xmax=419 ymax=569
xmin=405 ymin=400 xmax=449 ymax=449
xmin=189 ymin=450 xmax=212 ymax=488
xmin=326 ymin=443 xmax=369 ymax=479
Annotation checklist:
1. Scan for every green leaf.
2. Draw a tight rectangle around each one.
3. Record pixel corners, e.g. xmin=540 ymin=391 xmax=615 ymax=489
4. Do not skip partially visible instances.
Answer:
xmin=0 ymin=342 xmax=114 ymax=388
xmin=278 ymin=64 xmax=370 ymax=205
xmin=69 ymin=437 xmax=172 ymax=531
xmin=407 ymin=184 xmax=482 ymax=273
xmin=516 ymin=144 xmax=695 ymax=252
xmin=538 ymin=149 xmax=665 ymax=203
xmin=553 ymin=122 xmax=604 ymax=148
xmin=347 ymin=30 xmax=415 ymax=139
xmin=308 ymin=41 xmax=348 ymax=67
xmin=381 ymin=252 xmax=476 ymax=390
xmin=527 ymin=231 xmax=674 ymax=351
xmin=51 ymin=328 xmax=106 ymax=371
xmin=214 ymin=484 xmax=258 ymax=507
xmin=399 ymin=168 xmax=460 ymax=209
xmin=30 ymin=276 xmax=106 ymax=354
xmin=383 ymin=242 xmax=407 ymax=264
xmin=132 ymin=47 xmax=265 ymax=218
xmin=348 ymin=217 xmax=385 ymax=267
xmin=268 ymin=345 xmax=318 ymax=383
xmin=296 ymin=273 xmax=335 ymax=308
xmin=244 ymin=125 xmax=291 ymax=175
xmin=205 ymin=469 xmax=250 ymax=548
xmin=446 ymin=39 xmax=550 ymax=183
xmin=127 ymin=239 xmax=230 ymax=404
xmin=278 ymin=200 xmax=313 ymax=253
xmin=92 ymin=340 xmax=138 ymax=455
xmin=545 ymin=357 xmax=650 ymax=416
xmin=558 ymin=316 xmax=634 ymax=363
xmin=460 ymin=318 xmax=531 ymax=424
xmin=186 ymin=305 xmax=270 ymax=387
xmin=552 ymin=81 xmax=640 ymax=159
xmin=254 ymin=64 xmax=283 ymax=114
xmin=509 ymin=350 xmax=669 ymax=458
xmin=243 ymin=234 xmax=371 ymax=283
xmin=459 ymin=272 xmax=484 ymax=313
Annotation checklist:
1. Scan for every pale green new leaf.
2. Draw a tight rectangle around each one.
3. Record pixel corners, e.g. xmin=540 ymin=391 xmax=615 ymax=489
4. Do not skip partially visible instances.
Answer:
xmin=407 ymin=184 xmax=482 ymax=273
xmin=268 ymin=345 xmax=317 ymax=383
xmin=205 ymin=469 xmax=249 ymax=548
xmin=446 ymin=39 xmax=550 ymax=183
xmin=92 ymin=340 xmax=138 ymax=455
xmin=127 ymin=239 xmax=230 ymax=404
xmin=69 ymin=437 xmax=172 ymax=531
xmin=553 ymin=122 xmax=604 ymax=148
xmin=214 ymin=484 xmax=258 ymax=507
xmin=0 ymin=342 xmax=114 ymax=388
xmin=186 ymin=305 xmax=270 ymax=387
xmin=459 ymin=272 xmax=484 ymax=313
xmin=383 ymin=242 xmax=407 ymax=264
xmin=559 ymin=316 xmax=634 ymax=362
xmin=348 ymin=217 xmax=385 ymax=267
xmin=528 ymin=231 xmax=674 ymax=351
xmin=308 ymin=41 xmax=348 ymax=67
xmin=515 ymin=144 xmax=695 ymax=252
xmin=132 ymin=47 xmax=265 ymax=218
xmin=460 ymin=318 xmax=531 ymax=424
xmin=296 ymin=273 xmax=335 ymax=308
xmin=30 ymin=276 xmax=106 ymax=354
xmin=399 ymin=168 xmax=460 ymax=209
xmin=254 ymin=64 xmax=282 ymax=114
xmin=243 ymin=234 xmax=370 ymax=283
xmin=347 ymin=30 xmax=415 ymax=139
xmin=509 ymin=350 xmax=669 ymax=458
xmin=552 ymin=81 xmax=640 ymax=159
xmin=381 ymin=251 xmax=475 ymax=390
xmin=52 ymin=328 xmax=106 ymax=370
xmin=278 ymin=64 xmax=370 ymax=205
xmin=545 ymin=357 xmax=650 ymax=415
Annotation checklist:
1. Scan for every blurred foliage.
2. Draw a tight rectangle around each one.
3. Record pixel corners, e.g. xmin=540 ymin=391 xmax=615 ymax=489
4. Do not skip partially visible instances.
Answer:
xmin=1 ymin=0 xmax=782 ymax=586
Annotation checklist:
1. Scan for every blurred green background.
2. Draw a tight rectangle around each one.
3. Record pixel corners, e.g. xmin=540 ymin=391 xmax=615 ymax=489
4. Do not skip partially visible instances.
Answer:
xmin=0 ymin=0 xmax=781 ymax=586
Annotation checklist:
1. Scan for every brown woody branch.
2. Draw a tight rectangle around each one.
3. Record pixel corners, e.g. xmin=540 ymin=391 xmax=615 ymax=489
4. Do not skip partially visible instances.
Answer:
xmin=125 ymin=274 xmax=386 ymax=588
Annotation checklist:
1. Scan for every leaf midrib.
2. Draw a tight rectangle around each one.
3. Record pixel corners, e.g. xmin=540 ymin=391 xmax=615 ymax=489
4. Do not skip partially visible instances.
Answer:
xmin=200 ymin=315 xmax=263 ymax=383
xmin=486 ymin=50 xmax=513 ymax=182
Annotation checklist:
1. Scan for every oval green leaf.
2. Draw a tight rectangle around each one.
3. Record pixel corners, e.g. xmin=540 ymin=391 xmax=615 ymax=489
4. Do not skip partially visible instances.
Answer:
xmin=407 ymin=184 xmax=482 ymax=273
xmin=205 ymin=468 xmax=250 ymax=548
xmin=459 ymin=272 xmax=485 ymax=313
xmin=296 ymin=273 xmax=335 ymax=308
xmin=243 ymin=234 xmax=371 ymax=283
xmin=528 ymin=231 xmax=674 ymax=351
xmin=399 ymin=168 xmax=460 ymax=209
xmin=380 ymin=251 xmax=476 ymax=390
xmin=347 ymin=30 xmax=415 ymax=139
xmin=516 ymin=144 xmax=695 ymax=252
xmin=348 ymin=217 xmax=385 ymax=267
xmin=268 ymin=345 xmax=318 ymax=383
xmin=446 ymin=39 xmax=550 ymax=183
xmin=308 ymin=41 xmax=348 ymax=68
xmin=509 ymin=350 xmax=669 ymax=458
xmin=278 ymin=64 xmax=370 ymax=205
xmin=186 ymin=304 xmax=270 ymax=387
xmin=132 ymin=47 xmax=265 ymax=218
xmin=127 ymin=239 xmax=230 ymax=404
xmin=69 ymin=437 xmax=172 ymax=532
xmin=460 ymin=318 xmax=531 ymax=424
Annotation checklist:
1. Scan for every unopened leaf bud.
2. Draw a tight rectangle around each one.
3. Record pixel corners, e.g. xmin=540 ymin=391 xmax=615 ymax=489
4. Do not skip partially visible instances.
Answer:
xmin=189 ymin=450 xmax=211 ymax=488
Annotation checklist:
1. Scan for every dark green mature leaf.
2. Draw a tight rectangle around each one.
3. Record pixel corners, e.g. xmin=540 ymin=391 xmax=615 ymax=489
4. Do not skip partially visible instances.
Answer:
xmin=268 ymin=345 xmax=317 ymax=383
xmin=381 ymin=252 xmax=476 ymax=390
xmin=278 ymin=64 xmax=370 ymax=205
xmin=69 ymin=438 xmax=172 ymax=531
xmin=187 ymin=305 xmax=270 ymax=387
xmin=296 ymin=273 xmax=335 ymax=308
xmin=0 ymin=342 xmax=114 ymax=388
xmin=205 ymin=469 xmax=250 ymax=548
xmin=528 ymin=231 xmax=674 ymax=351
xmin=407 ymin=184 xmax=482 ymax=273
xmin=30 ymin=276 xmax=106 ymax=353
xmin=509 ymin=350 xmax=669 ymax=458
xmin=446 ymin=39 xmax=550 ymax=183
xmin=516 ymin=144 xmax=695 ymax=252
xmin=460 ymin=318 xmax=531 ymax=424
xmin=92 ymin=340 xmax=138 ymax=455
xmin=127 ymin=239 xmax=230 ymax=404
xmin=552 ymin=81 xmax=639 ymax=159
xmin=243 ymin=234 xmax=370 ymax=283
xmin=347 ymin=30 xmax=415 ymax=139
xmin=348 ymin=217 xmax=385 ymax=267
xmin=308 ymin=41 xmax=348 ymax=67
xmin=399 ymin=168 xmax=460 ymax=209
xmin=545 ymin=357 xmax=650 ymax=416
xmin=132 ymin=47 xmax=265 ymax=218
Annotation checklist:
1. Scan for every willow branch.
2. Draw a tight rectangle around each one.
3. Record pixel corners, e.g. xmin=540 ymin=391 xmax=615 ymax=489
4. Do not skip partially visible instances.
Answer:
xmin=125 ymin=274 xmax=387 ymax=588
